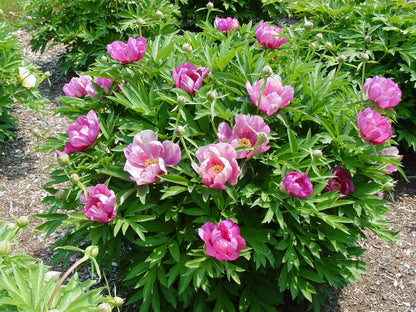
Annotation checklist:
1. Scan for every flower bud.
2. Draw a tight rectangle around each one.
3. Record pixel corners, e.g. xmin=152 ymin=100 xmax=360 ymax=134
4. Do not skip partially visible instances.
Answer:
xmin=360 ymin=52 xmax=370 ymax=62
xmin=114 ymin=297 xmax=124 ymax=307
xmin=175 ymin=126 xmax=186 ymax=137
xmin=324 ymin=41 xmax=333 ymax=50
xmin=57 ymin=151 xmax=70 ymax=167
xmin=316 ymin=33 xmax=323 ymax=40
xmin=177 ymin=95 xmax=186 ymax=108
xmin=85 ymin=245 xmax=99 ymax=258
xmin=55 ymin=190 xmax=66 ymax=201
xmin=384 ymin=182 xmax=395 ymax=191
xmin=364 ymin=35 xmax=372 ymax=44
xmin=303 ymin=21 xmax=313 ymax=30
xmin=309 ymin=42 xmax=317 ymax=49
xmin=98 ymin=303 xmax=112 ymax=312
xmin=0 ymin=240 xmax=11 ymax=256
xmin=70 ymin=173 xmax=80 ymax=185
xmin=206 ymin=2 xmax=214 ymax=9
xmin=312 ymin=149 xmax=323 ymax=159
xmin=337 ymin=54 xmax=346 ymax=64
xmin=262 ymin=65 xmax=273 ymax=78
xmin=155 ymin=10 xmax=163 ymax=19
xmin=101 ymin=55 xmax=108 ymax=61
xmin=16 ymin=216 xmax=29 ymax=228
xmin=207 ymin=90 xmax=217 ymax=102
xmin=257 ymin=132 xmax=268 ymax=144
xmin=182 ymin=43 xmax=193 ymax=54
xmin=44 ymin=271 xmax=61 ymax=282
xmin=136 ymin=17 xmax=145 ymax=25
xmin=0 ymin=9 xmax=3 ymax=15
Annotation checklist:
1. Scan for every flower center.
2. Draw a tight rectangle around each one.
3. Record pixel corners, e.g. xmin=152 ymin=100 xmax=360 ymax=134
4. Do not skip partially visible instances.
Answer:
xmin=211 ymin=164 xmax=224 ymax=174
xmin=145 ymin=158 xmax=159 ymax=167
xmin=238 ymin=138 xmax=251 ymax=147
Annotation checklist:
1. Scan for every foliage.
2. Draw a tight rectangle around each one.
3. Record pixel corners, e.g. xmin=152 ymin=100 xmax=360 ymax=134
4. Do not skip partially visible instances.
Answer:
xmin=284 ymin=0 xmax=416 ymax=151
xmin=20 ymin=0 xmax=181 ymax=75
xmin=0 ymin=22 xmax=47 ymax=147
xmin=35 ymin=8 xmax=404 ymax=311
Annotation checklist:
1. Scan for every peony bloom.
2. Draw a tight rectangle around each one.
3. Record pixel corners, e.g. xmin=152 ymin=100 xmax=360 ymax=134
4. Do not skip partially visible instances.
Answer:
xmin=380 ymin=147 xmax=403 ymax=174
xmin=63 ymin=75 xmax=92 ymax=97
xmin=107 ymin=36 xmax=147 ymax=64
xmin=217 ymin=114 xmax=271 ymax=159
xmin=214 ymin=15 xmax=239 ymax=33
xmin=198 ymin=219 xmax=245 ymax=261
xmin=18 ymin=67 xmax=37 ymax=88
xmin=282 ymin=171 xmax=313 ymax=199
xmin=80 ymin=184 xmax=116 ymax=223
xmin=325 ymin=166 xmax=354 ymax=198
xmin=64 ymin=110 xmax=100 ymax=153
xmin=86 ymin=77 xmax=114 ymax=98
xmin=245 ymin=74 xmax=294 ymax=116
xmin=363 ymin=76 xmax=402 ymax=109
xmin=124 ymin=130 xmax=181 ymax=185
xmin=357 ymin=107 xmax=392 ymax=145
xmin=255 ymin=22 xmax=288 ymax=49
xmin=172 ymin=62 xmax=211 ymax=95
xmin=192 ymin=143 xmax=241 ymax=189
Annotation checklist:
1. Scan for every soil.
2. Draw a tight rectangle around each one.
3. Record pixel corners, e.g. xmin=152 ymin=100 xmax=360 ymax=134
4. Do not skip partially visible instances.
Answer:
xmin=1 ymin=30 xmax=415 ymax=312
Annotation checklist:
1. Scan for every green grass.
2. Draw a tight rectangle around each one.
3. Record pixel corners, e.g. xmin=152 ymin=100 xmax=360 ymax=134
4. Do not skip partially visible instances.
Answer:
xmin=0 ymin=0 xmax=22 ymax=22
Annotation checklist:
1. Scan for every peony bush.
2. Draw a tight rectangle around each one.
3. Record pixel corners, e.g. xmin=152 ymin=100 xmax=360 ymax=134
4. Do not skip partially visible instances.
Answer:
xmin=37 ymin=10 xmax=403 ymax=312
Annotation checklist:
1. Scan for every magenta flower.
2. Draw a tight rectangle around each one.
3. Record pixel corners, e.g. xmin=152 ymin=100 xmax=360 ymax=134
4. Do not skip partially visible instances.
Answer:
xmin=86 ymin=77 xmax=114 ymax=98
xmin=64 ymin=110 xmax=100 ymax=153
xmin=363 ymin=76 xmax=402 ymax=109
xmin=198 ymin=219 xmax=245 ymax=261
xmin=282 ymin=171 xmax=313 ymax=199
xmin=124 ymin=130 xmax=181 ymax=185
xmin=380 ymin=147 xmax=403 ymax=174
xmin=107 ymin=36 xmax=147 ymax=64
xmin=217 ymin=114 xmax=271 ymax=159
xmin=325 ymin=166 xmax=354 ymax=198
xmin=172 ymin=62 xmax=211 ymax=94
xmin=63 ymin=75 xmax=92 ymax=97
xmin=255 ymin=23 xmax=288 ymax=49
xmin=245 ymin=74 xmax=294 ymax=116
xmin=214 ymin=15 xmax=239 ymax=34
xmin=192 ymin=143 xmax=241 ymax=190
xmin=357 ymin=107 xmax=392 ymax=145
xmin=80 ymin=184 xmax=116 ymax=223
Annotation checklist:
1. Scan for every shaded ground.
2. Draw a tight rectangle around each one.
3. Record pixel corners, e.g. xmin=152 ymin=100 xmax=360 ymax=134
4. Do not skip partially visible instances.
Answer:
xmin=0 ymin=30 xmax=415 ymax=312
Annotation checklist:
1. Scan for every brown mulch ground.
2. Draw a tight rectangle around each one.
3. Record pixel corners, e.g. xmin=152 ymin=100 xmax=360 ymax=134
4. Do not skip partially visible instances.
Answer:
xmin=0 ymin=30 xmax=415 ymax=312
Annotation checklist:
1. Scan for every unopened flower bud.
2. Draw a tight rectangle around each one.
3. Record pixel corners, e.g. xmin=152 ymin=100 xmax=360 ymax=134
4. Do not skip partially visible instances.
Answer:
xmin=57 ymin=151 xmax=70 ymax=167
xmin=337 ymin=54 xmax=346 ymax=64
xmin=177 ymin=95 xmax=186 ymax=108
xmin=44 ymin=271 xmax=61 ymax=282
xmin=114 ymin=297 xmax=124 ymax=307
xmin=309 ymin=42 xmax=317 ymax=49
xmin=384 ymin=182 xmax=395 ymax=191
xmin=155 ymin=10 xmax=163 ymax=19
xmin=70 ymin=173 xmax=80 ymax=185
xmin=0 ymin=240 xmax=11 ymax=257
xmin=16 ymin=216 xmax=29 ymax=228
xmin=98 ymin=303 xmax=112 ymax=312
xmin=206 ymin=2 xmax=214 ymax=9
xmin=316 ymin=33 xmax=323 ymax=40
xmin=324 ymin=41 xmax=333 ymax=49
xmin=262 ymin=65 xmax=273 ymax=78
xmin=55 ymin=190 xmax=66 ymax=201
xmin=303 ymin=21 xmax=313 ymax=30
xmin=182 ymin=43 xmax=193 ymax=54
xmin=257 ymin=132 xmax=268 ymax=144
xmin=175 ymin=126 xmax=186 ymax=137
xmin=360 ymin=52 xmax=370 ymax=62
xmin=85 ymin=245 xmax=99 ymax=258
xmin=136 ymin=17 xmax=145 ymax=25
xmin=312 ymin=149 xmax=323 ymax=159
xmin=364 ymin=35 xmax=372 ymax=44
xmin=101 ymin=55 xmax=108 ymax=61
xmin=207 ymin=90 xmax=217 ymax=102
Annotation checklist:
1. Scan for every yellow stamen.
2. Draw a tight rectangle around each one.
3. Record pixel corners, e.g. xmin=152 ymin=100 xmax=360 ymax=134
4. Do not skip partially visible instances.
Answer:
xmin=238 ymin=138 xmax=251 ymax=148
xmin=211 ymin=164 xmax=224 ymax=174
xmin=145 ymin=158 xmax=159 ymax=167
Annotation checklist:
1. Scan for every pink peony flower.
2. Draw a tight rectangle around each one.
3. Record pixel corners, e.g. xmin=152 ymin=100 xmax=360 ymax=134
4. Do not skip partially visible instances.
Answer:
xmin=255 ymin=22 xmax=288 ymax=49
xmin=198 ymin=219 xmax=245 ymax=261
xmin=63 ymin=75 xmax=92 ymax=97
xmin=214 ymin=15 xmax=239 ymax=34
xmin=80 ymin=184 xmax=116 ymax=223
xmin=107 ymin=37 xmax=147 ymax=64
xmin=325 ymin=166 xmax=354 ymax=198
xmin=64 ymin=110 xmax=100 ymax=153
xmin=172 ymin=62 xmax=211 ymax=94
xmin=380 ymin=147 xmax=403 ymax=174
xmin=192 ymin=143 xmax=241 ymax=189
xmin=363 ymin=76 xmax=402 ymax=109
xmin=217 ymin=114 xmax=271 ymax=159
xmin=357 ymin=107 xmax=392 ymax=145
xmin=245 ymin=74 xmax=294 ymax=116
xmin=124 ymin=130 xmax=181 ymax=185
xmin=282 ymin=171 xmax=313 ymax=199
xmin=86 ymin=77 xmax=114 ymax=98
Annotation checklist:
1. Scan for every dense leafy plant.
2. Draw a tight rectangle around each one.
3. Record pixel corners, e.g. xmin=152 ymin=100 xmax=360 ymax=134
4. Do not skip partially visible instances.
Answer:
xmin=20 ymin=0 xmax=181 ymax=74
xmin=37 ymin=9 xmax=403 ymax=312
xmin=0 ymin=22 xmax=46 ymax=146
xmin=282 ymin=0 xmax=416 ymax=151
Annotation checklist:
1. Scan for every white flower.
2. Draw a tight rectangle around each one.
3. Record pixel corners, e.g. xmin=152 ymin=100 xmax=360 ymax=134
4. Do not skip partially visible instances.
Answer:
xmin=18 ymin=67 xmax=37 ymax=88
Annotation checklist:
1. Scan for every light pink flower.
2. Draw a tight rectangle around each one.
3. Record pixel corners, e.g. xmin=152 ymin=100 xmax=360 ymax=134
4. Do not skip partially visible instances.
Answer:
xmin=217 ymin=114 xmax=271 ymax=159
xmin=64 ymin=110 xmax=100 ymax=153
xmin=86 ymin=77 xmax=114 ymax=98
xmin=63 ymin=75 xmax=92 ymax=97
xmin=255 ymin=22 xmax=288 ymax=49
xmin=172 ymin=62 xmax=211 ymax=94
xmin=282 ymin=171 xmax=313 ymax=199
xmin=245 ymin=74 xmax=294 ymax=116
xmin=107 ymin=37 xmax=147 ymax=64
xmin=363 ymin=76 xmax=402 ymax=109
xmin=325 ymin=166 xmax=354 ymax=198
xmin=124 ymin=130 xmax=181 ymax=185
xmin=357 ymin=107 xmax=392 ymax=145
xmin=80 ymin=184 xmax=116 ymax=223
xmin=214 ymin=15 xmax=239 ymax=33
xmin=192 ymin=143 xmax=241 ymax=189
xmin=380 ymin=147 xmax=403 ymax=174
xmin=198 ymin=219 xmax=245 ymax=261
